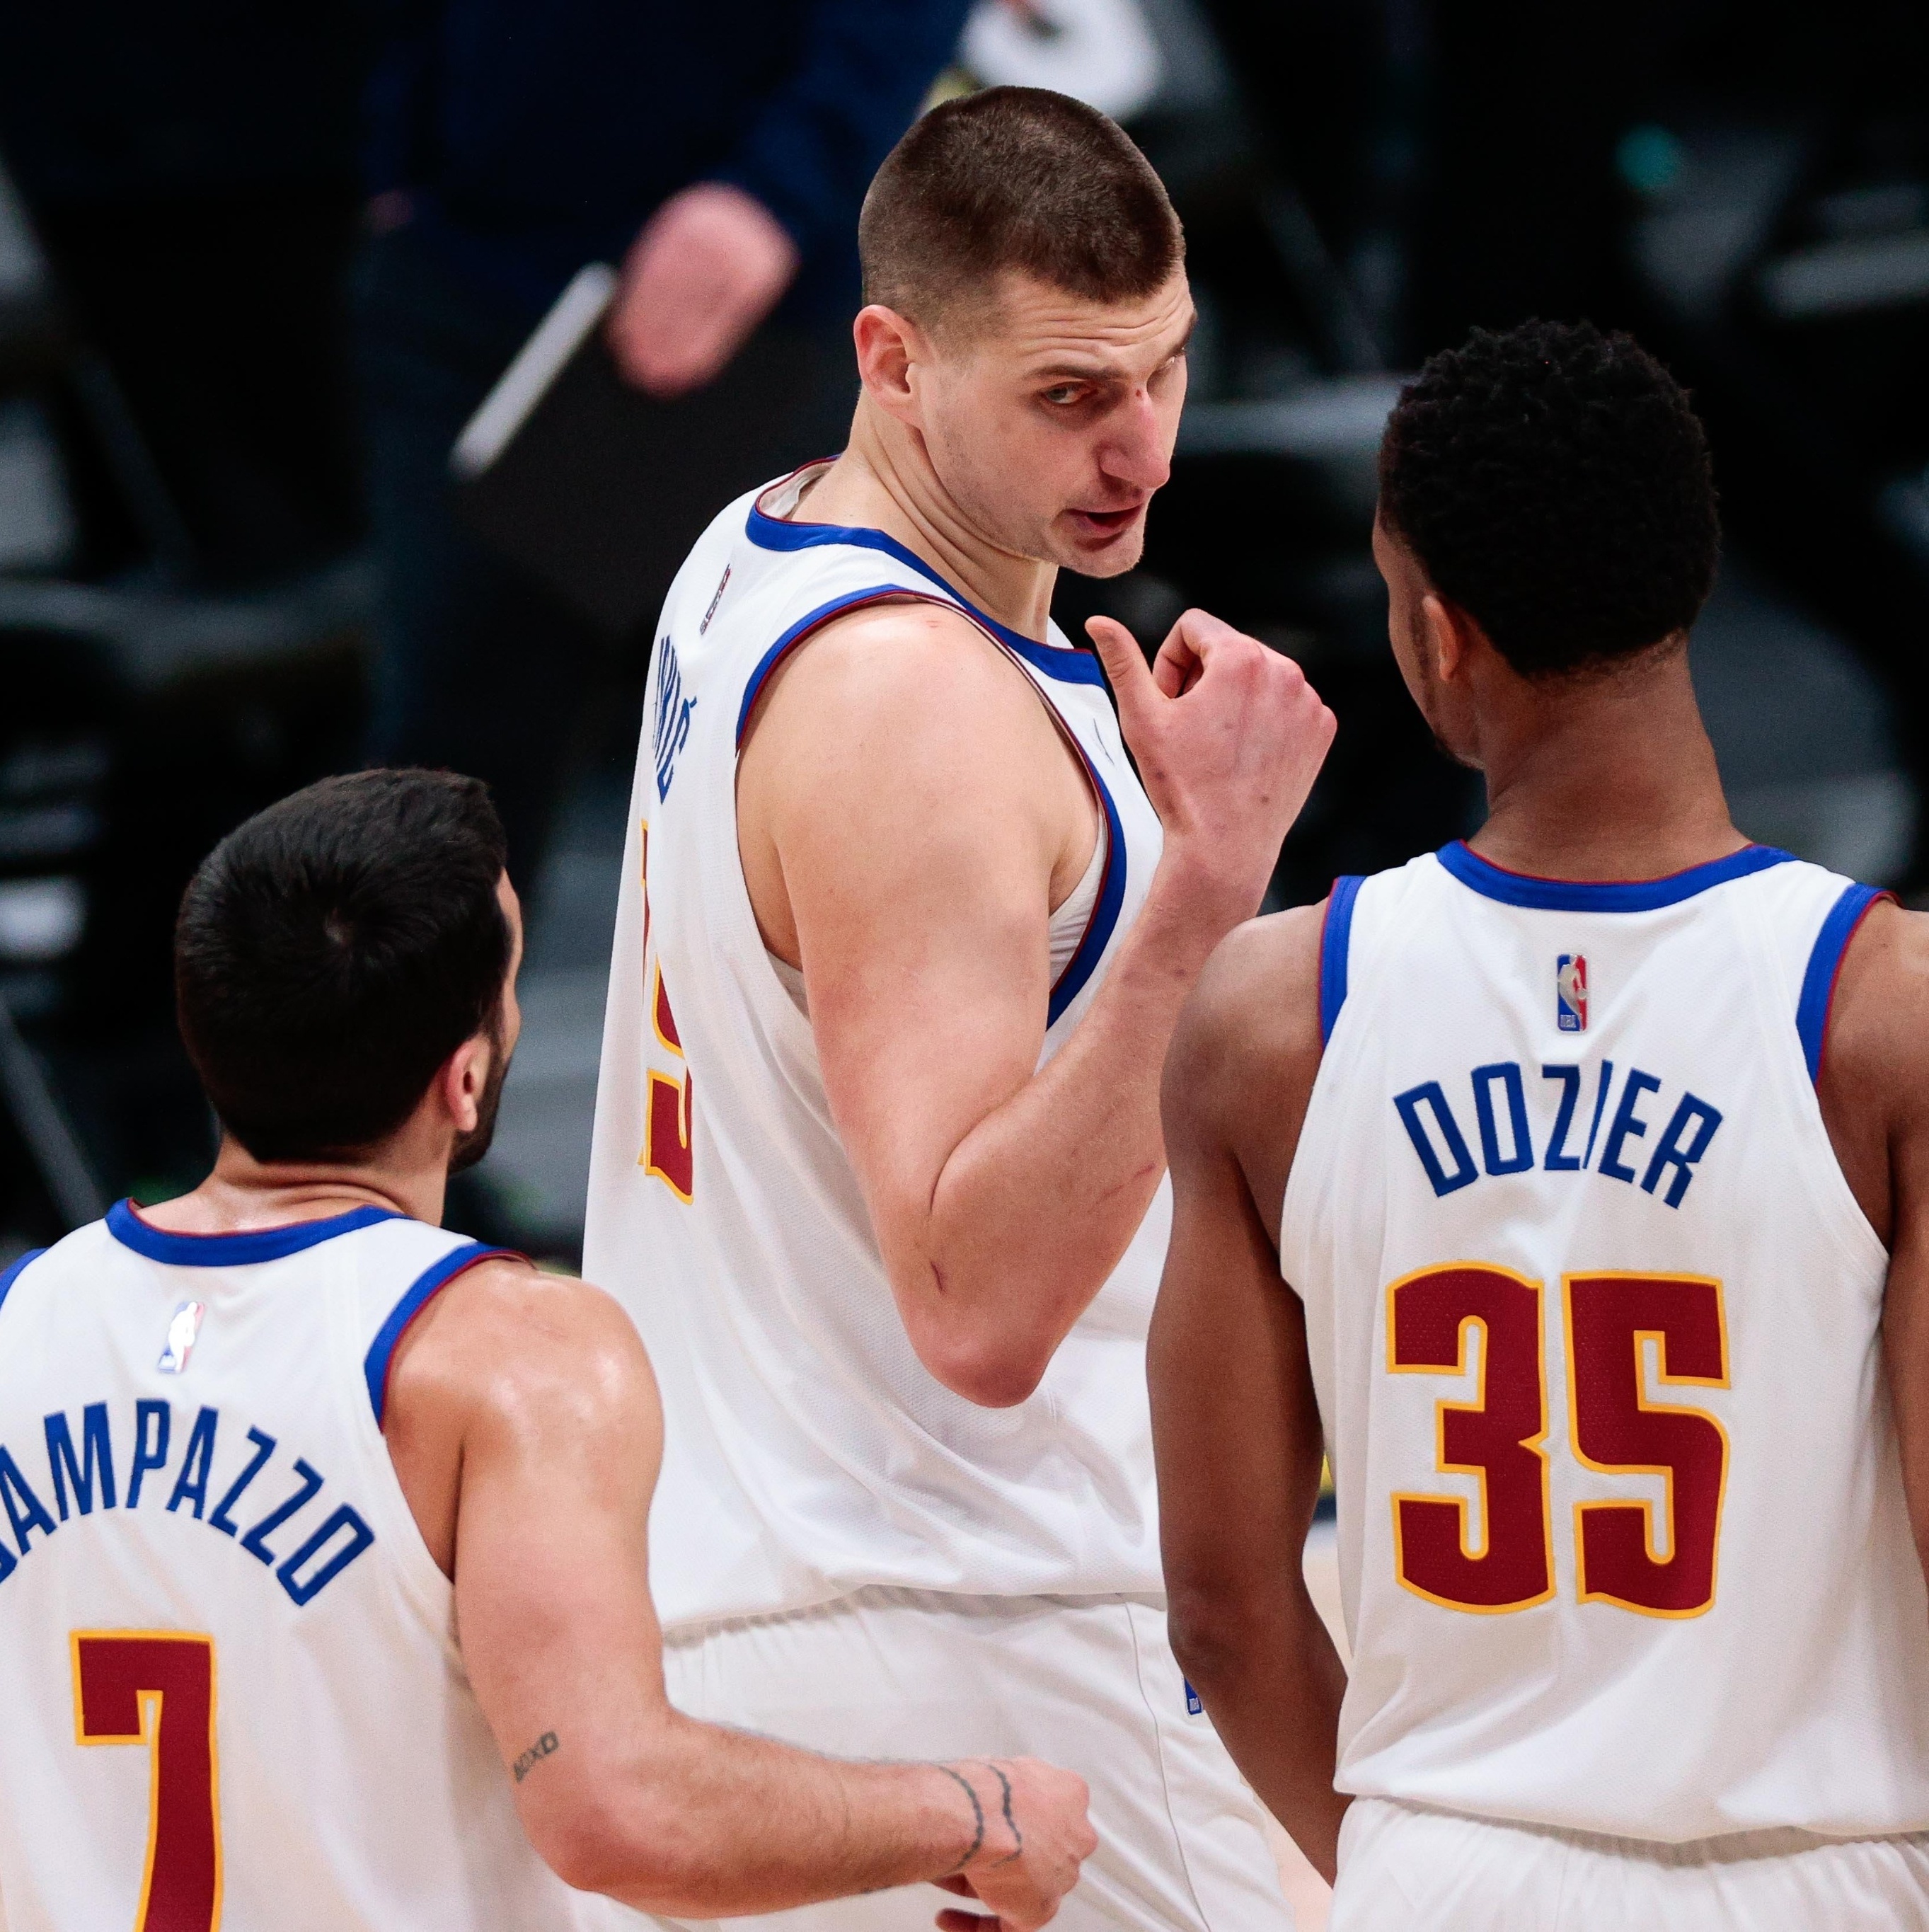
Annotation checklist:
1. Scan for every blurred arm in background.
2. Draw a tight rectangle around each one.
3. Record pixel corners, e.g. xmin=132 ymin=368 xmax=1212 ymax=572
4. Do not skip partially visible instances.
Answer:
xmin=609 ymin=0 xmax=971 ymax=396
xmin=353 ymin=0 xmax=974 ymax=907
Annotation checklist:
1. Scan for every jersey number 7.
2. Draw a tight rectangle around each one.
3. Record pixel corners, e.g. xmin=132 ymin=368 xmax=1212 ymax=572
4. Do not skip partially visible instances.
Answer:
xmin=71 ymin=1631 xmax=221 ymax=1931
xmin=1388 ymin=1266 xmax=1729 ymax=1618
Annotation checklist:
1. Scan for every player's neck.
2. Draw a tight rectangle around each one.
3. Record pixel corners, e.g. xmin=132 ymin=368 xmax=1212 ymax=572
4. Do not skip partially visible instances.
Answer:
xmin=1467 ymin=645 xmax=1745 ymax=881
xmin=800 ymin=403 xmax=1056 ymax=640
xmin=138 ymin=1135 xmax=449 ymax=1236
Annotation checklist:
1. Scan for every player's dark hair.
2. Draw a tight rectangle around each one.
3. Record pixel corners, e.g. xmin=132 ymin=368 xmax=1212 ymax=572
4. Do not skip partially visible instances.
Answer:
xmin=859 ymin=86 xmax=1182 ymax=330
xmin=1378 ymin=319 xmax=1720 ymax=677
xmin=174 ymin=769 xmax=511 ymax=1163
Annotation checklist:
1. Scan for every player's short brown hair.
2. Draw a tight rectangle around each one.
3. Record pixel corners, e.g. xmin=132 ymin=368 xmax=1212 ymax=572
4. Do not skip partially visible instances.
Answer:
xmin=859 ymin=86 xmax=1182 ymax=334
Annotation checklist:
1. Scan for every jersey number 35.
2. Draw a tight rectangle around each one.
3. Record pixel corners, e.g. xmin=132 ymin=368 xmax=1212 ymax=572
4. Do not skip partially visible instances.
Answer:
xmin=1387 ymin=1265 xmax=1727 ymax=1619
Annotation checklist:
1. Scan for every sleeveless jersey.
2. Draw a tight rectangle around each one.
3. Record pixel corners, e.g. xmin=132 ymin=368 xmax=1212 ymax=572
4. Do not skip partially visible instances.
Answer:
xmin=584 ymin=464 xmax=1170 ymax=1629
xmin=1281 ymin=841 xmax=1929 ymax=1842
xmin=0 ymin=1202 xmax=614 ymax=1931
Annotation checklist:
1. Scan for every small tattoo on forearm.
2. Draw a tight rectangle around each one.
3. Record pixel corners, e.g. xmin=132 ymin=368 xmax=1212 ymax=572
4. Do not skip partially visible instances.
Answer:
xmin=513 ymin=1732 xmax=560 ymax=1782
xmin=935 ymin=1764 xmax=985 ymax=1875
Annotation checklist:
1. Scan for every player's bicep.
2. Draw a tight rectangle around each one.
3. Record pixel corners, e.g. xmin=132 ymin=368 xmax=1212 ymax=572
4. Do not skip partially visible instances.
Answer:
xmin=1153 ymin=1127 xmax=1323 ymax=1603
xmin=1152 ymin=925 xmax=1328 ymax=1631
xmin=758 ymin=619 xmax=1065 ymax=1238
xmin=1882 ymin=1064 xmax=1929 ymax=1579
xmin=1833 ymin=907 xmax=1929 ymax=1579
xmin=447 ymin=1287 xmax=669 ymax=1841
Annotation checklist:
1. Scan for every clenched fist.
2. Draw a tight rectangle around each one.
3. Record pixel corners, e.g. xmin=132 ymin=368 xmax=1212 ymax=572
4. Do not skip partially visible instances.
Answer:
xmin=931 ymin=1757 xmax=1096 ymax=1931
xmin=1086 ymin=609 xmax=1335 ymax=927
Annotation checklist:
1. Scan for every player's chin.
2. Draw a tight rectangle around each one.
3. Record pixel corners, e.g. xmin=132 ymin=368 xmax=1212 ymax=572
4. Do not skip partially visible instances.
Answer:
xmin=1054 ymin=508 xmax=1146 ymax=577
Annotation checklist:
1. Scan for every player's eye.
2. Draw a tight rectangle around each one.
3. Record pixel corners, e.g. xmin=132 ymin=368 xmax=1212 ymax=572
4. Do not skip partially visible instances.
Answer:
xmin=1040 ymin=384 xmax=1087 ymax=407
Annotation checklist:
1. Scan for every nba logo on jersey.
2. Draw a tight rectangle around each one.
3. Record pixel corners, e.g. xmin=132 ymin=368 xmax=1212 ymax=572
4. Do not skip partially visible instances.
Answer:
xmin=1556 ymin=953 xmax=1588 ymax=1032
xmin=157 ymin=1299 xmax=205 ymax=1373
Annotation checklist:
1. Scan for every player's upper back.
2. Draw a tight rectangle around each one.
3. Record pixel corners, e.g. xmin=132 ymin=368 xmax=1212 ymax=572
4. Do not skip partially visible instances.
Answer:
xmin=0 ymin=1202 xmax=607 ymax=1931
xmin=1281 ymin=840 xmax=1929 ymax=1841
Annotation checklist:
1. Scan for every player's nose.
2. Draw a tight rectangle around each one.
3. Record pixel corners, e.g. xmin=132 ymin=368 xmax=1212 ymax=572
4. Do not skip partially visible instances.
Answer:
xmin=1100 ymin=390 xmax=1172 ymax=495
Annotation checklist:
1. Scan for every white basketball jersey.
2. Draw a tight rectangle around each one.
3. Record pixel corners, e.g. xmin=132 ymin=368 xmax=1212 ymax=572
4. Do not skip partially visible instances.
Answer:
xmin=1282 ymin=841 xmax=1929 ymax=1842
xmin=585 ymin=465 xmax=1170 ymax=1629
xmin=0 ymin=1202 xmax=613 ymax=1931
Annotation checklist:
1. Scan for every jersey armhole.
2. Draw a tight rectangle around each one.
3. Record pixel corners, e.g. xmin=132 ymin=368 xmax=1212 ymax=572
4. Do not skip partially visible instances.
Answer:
xmin=0 ymin=1248 xmax=45 ymax=1314
xmin=735 ymin=581 xmax=1130 ymax=1028
xmin=363 ymin=1243 xmax=522 ymax=1428
xmin=1047 ymin=744 xmax=1126 ymax=1026
xmin=1319 ymin=875 xmax=1367 ymax=1046
xmin=1796 ymin=881 xmax=1894 ymax=1085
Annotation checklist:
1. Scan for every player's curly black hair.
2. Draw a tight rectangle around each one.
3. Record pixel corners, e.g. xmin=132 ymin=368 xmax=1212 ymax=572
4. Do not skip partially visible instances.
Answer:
xmin=1377 ymin=319 xmax=1720 ymax=677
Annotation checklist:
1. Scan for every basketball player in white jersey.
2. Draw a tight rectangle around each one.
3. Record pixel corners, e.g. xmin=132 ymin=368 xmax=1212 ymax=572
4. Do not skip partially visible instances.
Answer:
xmin=1151 ymin=318 xmax=1929 ymax=1926
xmin=585 ymin=88 xmax=1334 ymax=1931
xmin=0 ymin=769 xmax=1093 ymax=1932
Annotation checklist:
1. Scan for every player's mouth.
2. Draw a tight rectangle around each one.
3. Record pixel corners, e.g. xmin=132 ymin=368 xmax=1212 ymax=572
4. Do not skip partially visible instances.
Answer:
xmin=1066 ymin=502 xmax=1145 ymax=542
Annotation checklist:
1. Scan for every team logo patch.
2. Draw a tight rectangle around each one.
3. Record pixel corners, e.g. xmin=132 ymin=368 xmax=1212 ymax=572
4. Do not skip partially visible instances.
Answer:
xmin=158 ymin=1299 xmax=206 ymax=1374
xmin=1556 ymin=953 xmax=1588 ymax=1033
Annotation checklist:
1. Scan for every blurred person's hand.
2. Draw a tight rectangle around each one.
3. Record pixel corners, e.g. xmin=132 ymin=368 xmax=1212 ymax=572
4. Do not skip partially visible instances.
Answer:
xmin=609 ymin=183 xmax=800 ymax=398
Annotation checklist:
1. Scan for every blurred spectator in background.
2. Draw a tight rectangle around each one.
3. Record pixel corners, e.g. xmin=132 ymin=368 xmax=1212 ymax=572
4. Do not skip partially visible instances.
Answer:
xmin=358 ymin=0 xmax=972 ymax=891
xmin=0 ymin=0 xmax=373 ymax=585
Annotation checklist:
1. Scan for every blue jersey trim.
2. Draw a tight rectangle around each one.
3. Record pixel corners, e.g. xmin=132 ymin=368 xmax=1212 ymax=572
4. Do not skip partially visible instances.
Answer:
xmin=1047 ymin=762 xmax=1127 ymax=1027
xmin=994 ymin=630 xmax=1107 ymax=686
xmin=364 ymin=1242 xmax=519 ymax=1426
xmin=105 ymin=1199 xmax=400 ymax=1266
xmin=1319 ymin=875 xmax=1366 ymax=1045
xmin=1436 ymin=840 xmax=1795 ymax=912
xmin=1796 ymin=882 xmax=1890 ymax=1085
xmin=0 ymin=1248 xmax=45 ymax=1313
xmin=744 ymin=500 xmax=1106 ymax=688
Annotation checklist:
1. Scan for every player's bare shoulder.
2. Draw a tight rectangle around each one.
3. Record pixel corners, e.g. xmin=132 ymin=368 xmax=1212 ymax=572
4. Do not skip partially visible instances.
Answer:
xmin=738 ymin=594 xmax=1057 ymax=761
xmin=383 ymin=1258 xmax=662 ymax=1573
xmin=1819 ymin=897 xmax=1929 ymax=1244
xmin=412 ymin=1258 xmax=652 ymax=1396
xmin=735 ymin=594 xmax=1093 ymax=962
xmin=1164 ymin=902 xmax=1328 ymax=1230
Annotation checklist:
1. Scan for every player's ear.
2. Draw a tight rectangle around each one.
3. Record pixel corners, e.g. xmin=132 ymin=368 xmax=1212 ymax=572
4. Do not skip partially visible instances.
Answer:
xmin=1421 ymin=592 xmax=1468 ymax=684
xmin=495 ymin=873 xmax=525 ymax=1056
xmin=439 ymin=1033 xmax=493 ymax=1137
xmin=852 ymin=304 xmax=924 ymax=423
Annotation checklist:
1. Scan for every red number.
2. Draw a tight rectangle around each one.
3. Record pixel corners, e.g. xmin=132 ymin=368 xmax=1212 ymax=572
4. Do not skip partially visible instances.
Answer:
xmin=1565 ymin=1273 xmax=1729 ymax=1617
xmin=652 ymin=958 xmax=681 ymax=1054
xmin=1388 ymin=1265 xmax=1554 ymax=1613
xmin=638 ymin=823 xmax=694 ymax=1200
xmin=1386 ymin=1267 xmax=1731 ymax=1618
xmin=71 ymin=1631 xmax=221 ymax=1932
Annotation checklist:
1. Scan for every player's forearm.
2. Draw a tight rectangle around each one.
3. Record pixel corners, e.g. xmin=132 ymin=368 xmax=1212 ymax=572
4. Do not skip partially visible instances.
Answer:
xmin=531 ymin=1714 xmax=989 ymax=1914
xmin=902 ymin=861 xmax=1251 ymax=1404
xmin=1170 ymin=1589 xmax=1349 ymax=1882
